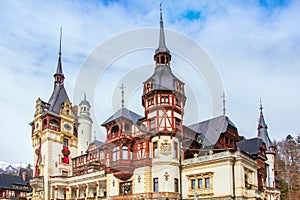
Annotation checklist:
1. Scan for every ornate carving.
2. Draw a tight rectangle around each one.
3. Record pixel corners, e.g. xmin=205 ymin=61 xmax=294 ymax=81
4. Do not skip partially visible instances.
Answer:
xmin=160 ymin=140 xmax=171 ymax=156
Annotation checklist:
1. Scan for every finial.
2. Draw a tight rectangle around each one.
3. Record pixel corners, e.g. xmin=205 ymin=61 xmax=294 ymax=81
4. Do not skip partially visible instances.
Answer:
xmin=160 ymin=1 xmax=163 ymax=20
xmin=259 ymin=98 xmax=263 ymax=115
xmin=84 ymin=92 xmax=86 ymax=101
xmin=222 ymin=92 xmax=226 ymax=115
xmin=55 ymin=27 xmax=64 ymax=77
xmin=119 ymin=83 xmax=125 ymax=108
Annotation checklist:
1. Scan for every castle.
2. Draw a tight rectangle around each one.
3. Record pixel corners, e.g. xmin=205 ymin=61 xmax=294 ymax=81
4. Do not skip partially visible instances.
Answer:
xmin=29 ymin=10 xmax=280 ymax=200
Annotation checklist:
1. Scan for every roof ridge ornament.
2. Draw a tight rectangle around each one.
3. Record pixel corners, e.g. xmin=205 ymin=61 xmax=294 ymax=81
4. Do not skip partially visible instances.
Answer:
xmin=259 ymin=98 xmax=263 ymax=115
xmin=222 ymin=92 xmax=226 ymax=116
xmin=120 ymin=83 xmax=125 ymax=108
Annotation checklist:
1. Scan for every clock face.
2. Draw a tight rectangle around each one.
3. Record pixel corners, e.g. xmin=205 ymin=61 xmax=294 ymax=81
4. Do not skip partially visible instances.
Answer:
xmin=64 ymin=123 xmax=72 ymax=130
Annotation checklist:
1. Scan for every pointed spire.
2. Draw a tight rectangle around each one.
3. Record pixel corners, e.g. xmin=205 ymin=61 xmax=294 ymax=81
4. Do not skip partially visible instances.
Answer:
xmin=120 ymin=83 xmax=125 ymax=108
xmin=155 ymin=2 xmax=170 ymax=55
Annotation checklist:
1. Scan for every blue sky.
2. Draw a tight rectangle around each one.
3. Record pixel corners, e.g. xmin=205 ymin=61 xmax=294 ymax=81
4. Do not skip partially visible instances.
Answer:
xmin=0 ymin=0 xmax=299 ymax=164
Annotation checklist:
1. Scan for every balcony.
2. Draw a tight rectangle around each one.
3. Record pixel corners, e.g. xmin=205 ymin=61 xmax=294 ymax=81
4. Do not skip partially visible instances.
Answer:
xmin=29 ymin=177 xmax=44 ymax=192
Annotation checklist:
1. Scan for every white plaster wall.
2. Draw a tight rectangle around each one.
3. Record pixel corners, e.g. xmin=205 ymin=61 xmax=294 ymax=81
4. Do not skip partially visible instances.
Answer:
xmin=133 ymin=167 xmax=146 ymax=194
xmin=182 ymin=162 xmax=233 ymax=198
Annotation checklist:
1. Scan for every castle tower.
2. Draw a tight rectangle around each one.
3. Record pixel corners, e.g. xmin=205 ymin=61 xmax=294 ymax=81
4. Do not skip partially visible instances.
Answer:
xmin=30 ymin=29 xmax=78 ymax=200
xmin=141 ymin=8 xmax=186 ymax=195
xmin=257 ymin=101 xmax=276 ymax=189
xmin=77 ymin=93 xmax=93 ymax=156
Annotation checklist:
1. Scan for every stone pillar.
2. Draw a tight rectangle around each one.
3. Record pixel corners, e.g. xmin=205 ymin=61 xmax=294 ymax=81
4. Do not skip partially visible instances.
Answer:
xmin=85 ymin=184 xmax=89 ymax=199
xmin=67 ymin=187 xmax=71 ymax=199
xmin=96 ymin=182 xmax=100 ymax=198
xmin=55 ymin=186 xmax=58 ymax=199
xmin=50 ymin=186 xmax=53 ymax=199
xmin=76 ymin=186 xmax=79 ymax=199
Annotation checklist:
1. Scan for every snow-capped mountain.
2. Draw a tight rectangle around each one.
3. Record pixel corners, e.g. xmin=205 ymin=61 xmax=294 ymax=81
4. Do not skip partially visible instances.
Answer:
xmin=0 ymin=160 xmax=31 ymax=172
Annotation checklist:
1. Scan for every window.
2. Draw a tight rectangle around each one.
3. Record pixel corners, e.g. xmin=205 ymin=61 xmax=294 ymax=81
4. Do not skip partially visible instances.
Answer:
xmin=174 ymin=142 xmax=178 ymax=158
xmin=148 ymin=98 xmax=154 ymax=106
xmin=187 ymin=172 xmax=213 ymax=195
xmin=161 ymin=96 xmax=169 ymax=104
xmin=112 ymin=125 xmax=119 ymax=133
xmin=62 ymin=170 xmax=68 ymax=176
xmin=174 ymin=178 xmax=179 ymax=192
xmin=63 ymin=138 xmax=68 ymax=147
xmin=120 ymin=182 xmax=132 ymax=195
xmin=112 ymin=146 xmax=120 ymax=161
xmin=153 ymin=178 xmax=159 ymax=192
xmin=198 ymin=179 xmax=203 ymax=189
xmin=191 ymin=179 xmax=196 ymax=189
xmin=153 ymin=142 xmax=158 ymax=158
xmin=205 ymin=178 xmax=210 ymax=188
xmin=122 ymin=145 xmax=128 ymax=160
xmin=124 ymin=124 xmax=131 ymax=132
xmin=150 ymin=118 xmax=155 ymax=130
xmin=175 ymin=118 xmax=181 ymax=130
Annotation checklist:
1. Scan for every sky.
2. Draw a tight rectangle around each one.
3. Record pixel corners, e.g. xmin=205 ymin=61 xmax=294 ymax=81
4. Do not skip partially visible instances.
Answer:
xmin=0 ymin=0 xmax=299 ymax=164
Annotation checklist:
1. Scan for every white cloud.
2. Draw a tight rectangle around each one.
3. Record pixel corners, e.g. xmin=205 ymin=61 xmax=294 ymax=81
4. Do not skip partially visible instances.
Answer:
xmin=0 ymin=0 xmax=299 ymax=163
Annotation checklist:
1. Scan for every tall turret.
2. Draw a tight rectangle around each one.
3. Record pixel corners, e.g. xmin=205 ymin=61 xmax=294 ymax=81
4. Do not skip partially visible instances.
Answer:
xmin=77 ymin=93 xmax=93 ymax=156
xmin=30 ymin=29 xmax=77 ymax=200
xmin=257 ymin=101 xmax=276 ymax=189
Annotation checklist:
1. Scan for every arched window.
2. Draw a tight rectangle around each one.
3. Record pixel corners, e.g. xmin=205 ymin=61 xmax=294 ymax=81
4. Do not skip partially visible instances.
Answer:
xmin=122 ymin=145 xmax=128 ymax=160
xmin=161 ymin=56 xmax=165 ymax=64
xmin=43 ymin=119 xmax=47 ymax=126
xmin=112 ymin=125 xmax=119 ymax=133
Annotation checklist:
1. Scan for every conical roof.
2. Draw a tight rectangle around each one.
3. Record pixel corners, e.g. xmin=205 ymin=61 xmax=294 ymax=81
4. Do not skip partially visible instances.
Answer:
xmin=257 ymin=103 xmax=274 ymax=152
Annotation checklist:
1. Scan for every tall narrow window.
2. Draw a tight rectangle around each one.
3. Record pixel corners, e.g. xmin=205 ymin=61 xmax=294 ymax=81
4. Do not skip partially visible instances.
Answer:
xmin=174 ymin=178 xmax=179 ymax=192
xmin=205 ymin=178 xmax=210 ymax=188
xmin=122 ymin=145 xmax=128 ymax=160
xmin=113 ymin=146 xmax=120 ymax=161
xmin=153 ymin=178 xmax=159 ymax=192
xmin=153 ymin=142 xmax=158 ymax=158
xmin=198 ymin=179 xmax=203 ymax=189
xmin=174 ymin=142 xmax=178 ymax=158
xmin=63 ymin=138 xmax=68 ymax=147
xmin=191 ymin=179 xmax=196 ymax=189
